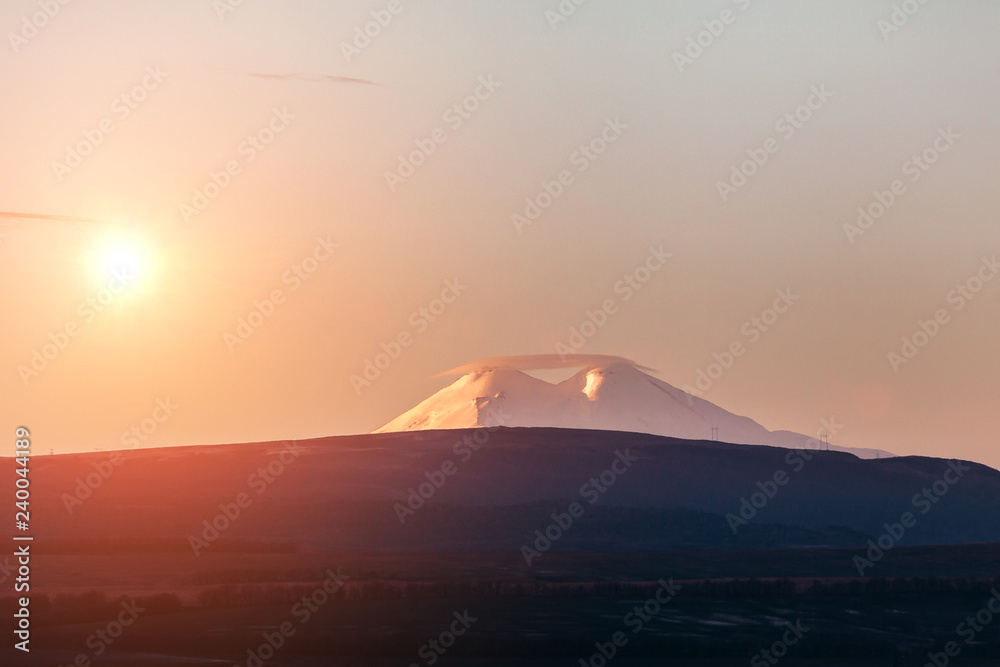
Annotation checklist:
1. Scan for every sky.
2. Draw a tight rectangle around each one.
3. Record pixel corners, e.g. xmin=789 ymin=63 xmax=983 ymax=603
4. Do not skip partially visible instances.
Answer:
xmin=2 ymin=0 xmax=998 ymax=469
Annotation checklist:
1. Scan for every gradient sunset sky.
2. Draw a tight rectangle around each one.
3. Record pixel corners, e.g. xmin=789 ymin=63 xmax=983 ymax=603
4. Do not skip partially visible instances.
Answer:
xmin=2 ymin=0 xmax=998 ymax=468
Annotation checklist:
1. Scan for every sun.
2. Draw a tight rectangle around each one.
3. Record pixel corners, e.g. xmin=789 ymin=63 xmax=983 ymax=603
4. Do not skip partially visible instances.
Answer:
xmin=104 ymin=244 xmax=141 ymax=274
xmin=92 ymin=234 xmax=152 ymax=289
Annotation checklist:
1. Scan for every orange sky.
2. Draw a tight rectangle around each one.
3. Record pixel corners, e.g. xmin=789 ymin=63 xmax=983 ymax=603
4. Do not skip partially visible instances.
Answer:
xmin=2 ymin=0 xmax=998 ymax=469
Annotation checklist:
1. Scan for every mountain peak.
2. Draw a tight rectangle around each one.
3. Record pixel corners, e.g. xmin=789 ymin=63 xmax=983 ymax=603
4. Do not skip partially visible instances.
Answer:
xmin=567 ymin=362 xmax=651 ymax=401
xmin=373 ymin=356 xmax=892 ymax=459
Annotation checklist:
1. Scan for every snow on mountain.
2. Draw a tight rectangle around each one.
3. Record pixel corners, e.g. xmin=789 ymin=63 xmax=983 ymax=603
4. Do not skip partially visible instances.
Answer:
xmin=373 ymin=361 xmax=893 ymax=459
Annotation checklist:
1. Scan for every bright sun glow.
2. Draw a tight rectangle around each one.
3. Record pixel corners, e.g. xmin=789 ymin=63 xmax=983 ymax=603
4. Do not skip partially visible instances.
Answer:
xmin=105 ymin=245 xmax=141 ymax=273
xmin=93 ymin=235 xmax=151 ymax=289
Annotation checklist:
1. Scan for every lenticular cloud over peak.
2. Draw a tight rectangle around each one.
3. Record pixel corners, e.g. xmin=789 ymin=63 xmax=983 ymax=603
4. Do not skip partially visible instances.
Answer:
xmin=436 ymin=354 xmax=655 ymax=377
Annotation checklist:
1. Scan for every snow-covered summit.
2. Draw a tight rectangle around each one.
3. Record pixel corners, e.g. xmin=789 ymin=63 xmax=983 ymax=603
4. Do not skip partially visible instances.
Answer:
xmin=373 ymin=358 xmax=892 ymax=459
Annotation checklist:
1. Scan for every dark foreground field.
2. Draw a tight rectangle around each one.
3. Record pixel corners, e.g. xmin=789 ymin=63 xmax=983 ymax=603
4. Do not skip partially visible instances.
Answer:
xmin=5 ymin=546 xmax=1000 ymax=666
xmin=3 ymin=430 xmax=999 ymax=664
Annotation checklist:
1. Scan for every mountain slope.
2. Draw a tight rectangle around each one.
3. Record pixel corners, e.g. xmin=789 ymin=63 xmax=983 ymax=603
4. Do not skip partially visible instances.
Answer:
xmin=375 ymin=362 xmax=892 ymax=459
xmin=11 ymin=428 xmax=998 ymax=551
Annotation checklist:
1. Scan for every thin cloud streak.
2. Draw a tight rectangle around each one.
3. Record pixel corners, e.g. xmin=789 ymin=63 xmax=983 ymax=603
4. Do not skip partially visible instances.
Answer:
xmin=232 ymin=69 xmax=378 ymax=86
xmin=0 ymin=211 xmax=105 ymax=223
xmin=436 ymin=354 xmax=656 ymax=377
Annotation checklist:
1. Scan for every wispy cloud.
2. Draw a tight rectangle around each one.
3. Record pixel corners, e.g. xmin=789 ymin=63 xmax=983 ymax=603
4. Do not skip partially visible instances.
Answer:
xmin=0 ymin=211 xmax=104 ymax=223
xmin=437 ymin=354 xmax=656 ymax=377
xmin=233 ymin=70 xmax=377 ymax=86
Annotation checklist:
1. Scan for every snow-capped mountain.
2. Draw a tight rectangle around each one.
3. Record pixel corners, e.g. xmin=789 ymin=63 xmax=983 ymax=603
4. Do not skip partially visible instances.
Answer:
xmin=373 ymin=361 xmax=893 ymax=459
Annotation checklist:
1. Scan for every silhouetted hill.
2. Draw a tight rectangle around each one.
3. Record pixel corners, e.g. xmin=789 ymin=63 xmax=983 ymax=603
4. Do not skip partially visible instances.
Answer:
xmin=7 ymin=427 xmax=998 ymax=551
